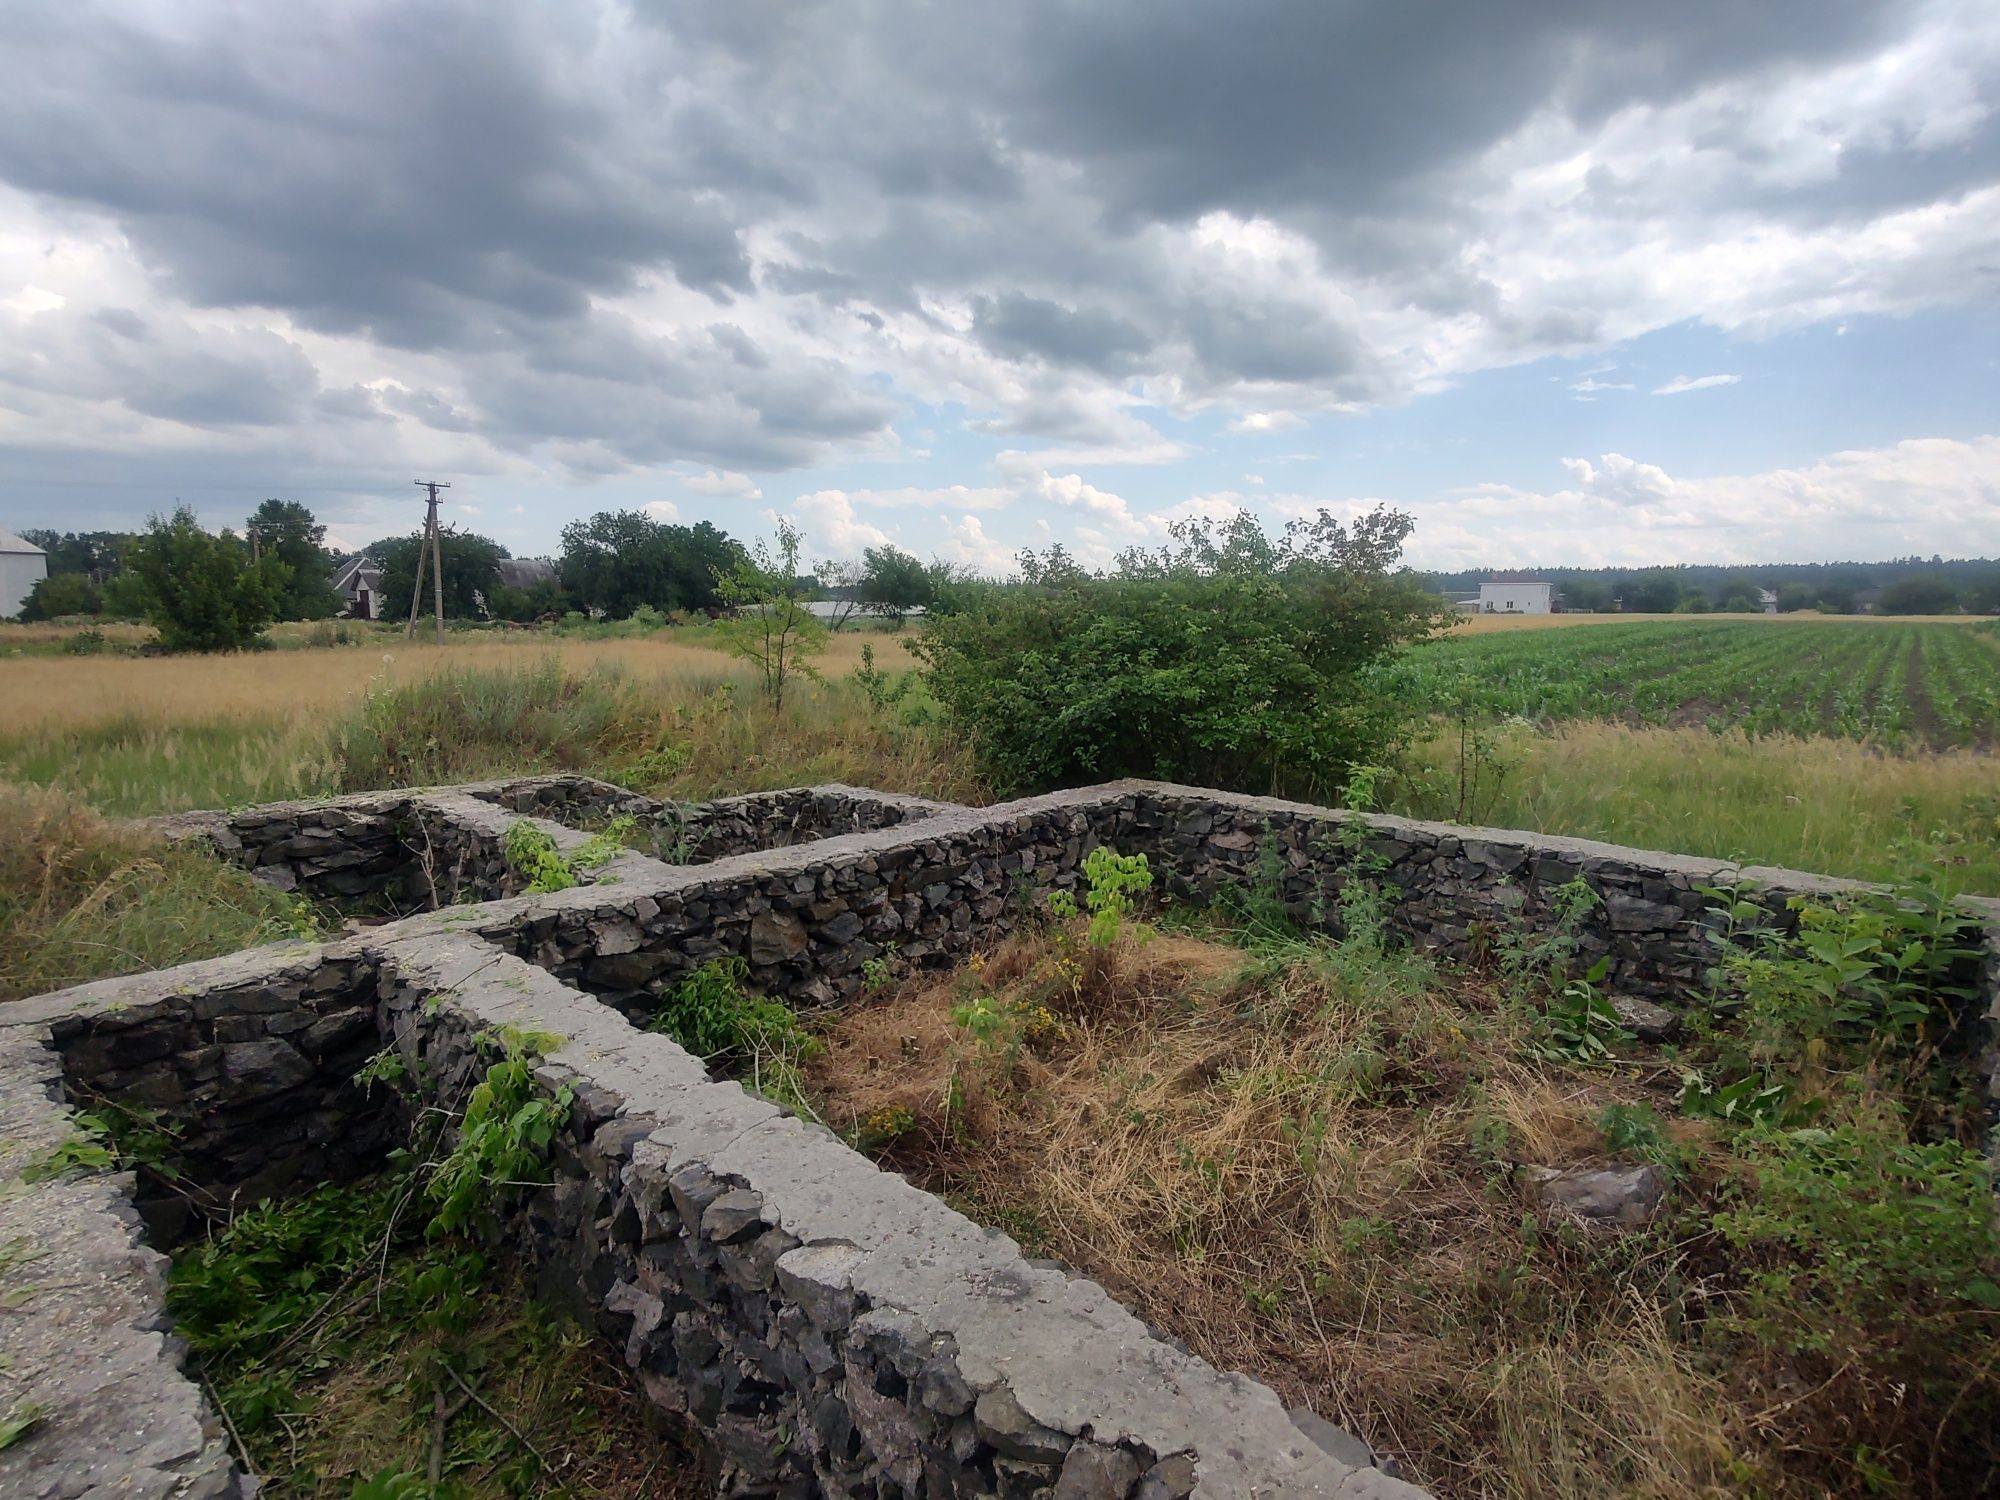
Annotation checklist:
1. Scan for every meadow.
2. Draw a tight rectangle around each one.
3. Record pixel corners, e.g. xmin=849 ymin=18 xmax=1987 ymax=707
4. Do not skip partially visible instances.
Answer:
xmin=0 ymin=613 xmax=1995 ymax=902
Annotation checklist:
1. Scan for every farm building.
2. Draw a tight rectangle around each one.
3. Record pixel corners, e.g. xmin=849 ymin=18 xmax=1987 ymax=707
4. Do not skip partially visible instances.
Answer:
xmin=328 ymin=554 xmax=385 ymax=620
xmin=0 ymin=529 xmax=48 ymax=618
xmin=494 ymin=558 xmax=559 ymax=590
xmin=1462 ymin=578 xmax=1555 ymax=614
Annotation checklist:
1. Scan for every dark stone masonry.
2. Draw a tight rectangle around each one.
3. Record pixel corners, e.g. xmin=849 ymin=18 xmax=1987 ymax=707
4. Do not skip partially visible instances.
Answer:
xmin=5 ymin=776 xmax=1996 ymax=1500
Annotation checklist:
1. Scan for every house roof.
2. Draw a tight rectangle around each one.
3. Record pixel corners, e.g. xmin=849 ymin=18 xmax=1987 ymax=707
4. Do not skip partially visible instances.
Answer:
xmin=328 ymin=554 xmax=381 ymax=591
xmin=0 ymin=528 xmax=45 ymax=555
xmin=494 ymin=558 xmax=558 ymax=588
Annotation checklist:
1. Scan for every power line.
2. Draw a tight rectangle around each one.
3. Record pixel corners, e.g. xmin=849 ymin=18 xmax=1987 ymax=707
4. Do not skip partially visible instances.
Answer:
xmin=407 ymin=480 xmax=451 ymax=646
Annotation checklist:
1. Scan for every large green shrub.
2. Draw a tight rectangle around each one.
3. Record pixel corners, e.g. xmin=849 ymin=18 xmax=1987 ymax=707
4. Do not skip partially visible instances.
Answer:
xmin=126 ymin=505 xmax=284 ymax=652
xmin=14 ymin=572 xmax=101 ymax=621
xmin=909 ymin=507 xmax=1447 ymax=798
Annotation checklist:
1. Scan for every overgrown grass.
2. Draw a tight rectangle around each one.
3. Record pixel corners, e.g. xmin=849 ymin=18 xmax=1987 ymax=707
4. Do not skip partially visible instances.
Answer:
xmin=805 ymin=902 xmax=1999 ymax=1499
xmin=0 ymin=649 xmax=979 ymax=816
xmin=0 ymin=783 xmax=324 ymax=1002
xmin=1389 ymin=720 xmax=2000 ymax=895
xmin=167 ymin=1176 xmax=705 ymax=1499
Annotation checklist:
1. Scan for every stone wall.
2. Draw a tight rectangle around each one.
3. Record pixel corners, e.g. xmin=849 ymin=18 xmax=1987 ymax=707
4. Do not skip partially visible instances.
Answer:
xmin=28 ymin=944 xmax=395 ymax=1244
xmin=641 ymin=783 xmax=960 ymax=864
xmin=153 ymin=776 xmax=679 ymax=913
xmin=10 ymin=777 xmax=1999 ymax=1500
xmin=372 ymin=934 xmax=1421 ymax=1499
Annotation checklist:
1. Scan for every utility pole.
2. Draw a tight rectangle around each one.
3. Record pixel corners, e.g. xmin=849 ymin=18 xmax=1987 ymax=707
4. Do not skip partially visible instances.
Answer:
xmin=408 ymin=480 xmax=451 ymax=645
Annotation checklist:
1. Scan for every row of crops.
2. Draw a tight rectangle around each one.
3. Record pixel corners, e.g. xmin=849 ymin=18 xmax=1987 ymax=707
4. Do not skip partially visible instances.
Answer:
xmin=1374 ymin=620 xmax=2000 ymax=749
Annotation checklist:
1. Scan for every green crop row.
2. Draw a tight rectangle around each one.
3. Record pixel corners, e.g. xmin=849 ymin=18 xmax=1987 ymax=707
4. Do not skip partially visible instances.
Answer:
xmin=1375 ymin=622 xmax=1999 ymax=749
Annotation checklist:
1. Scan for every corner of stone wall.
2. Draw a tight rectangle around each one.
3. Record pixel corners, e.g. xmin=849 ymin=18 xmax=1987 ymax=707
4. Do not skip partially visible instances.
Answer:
xmin=0 ymin=1025 xmax=249 ymax=1500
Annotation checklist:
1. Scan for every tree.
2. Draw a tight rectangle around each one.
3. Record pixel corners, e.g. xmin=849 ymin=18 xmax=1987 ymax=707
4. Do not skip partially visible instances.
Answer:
xmin=488 ymin=580 xmax=569 ymax=622
xmin=1622 ymin=569 xmax=1682 ymax=613
xmin=366 ymin=528 xmax=508 ymax=620
xmin=911 ymin=506 xmax=1448 ymax=798
xmin=19 ymin=530 xmax=133 ymax=584
xmin=812 ymin=557 xmax=868 ymax=631
xmin=247 ymin=499 xmax=340 ymax=621
xmin=126 ymin=506 xmax=283 ymax=651
xmin=1561 ymin=577 xmax=1614 ymax=612
xmin=1876 ymin=574 xmax=1961 ymax=615
xmin=859 ymin=544 xmax=934 ymax=624
xmin=713 ymin=520 xmax=829 ymax=710
xmin=16 ymin=572 xmax=101 ymax=620
xmin=558 ymin=511 xmax=746 ymax=617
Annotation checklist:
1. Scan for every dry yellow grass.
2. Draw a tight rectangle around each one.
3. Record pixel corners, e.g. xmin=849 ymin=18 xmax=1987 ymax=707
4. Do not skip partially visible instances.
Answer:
xmin=0 ymin=629 xmax=895 ymax=733
xmin=808 ymin=926 xmax=1748 ymax=1500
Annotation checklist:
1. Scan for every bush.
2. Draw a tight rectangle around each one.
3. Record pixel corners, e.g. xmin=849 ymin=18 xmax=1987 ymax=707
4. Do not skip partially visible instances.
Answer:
xmin=648 ymin=957 xmax=814 ymax=1063
xmin=15 ymin=572 xmax=101 ymax=621
xmin=910 ymin=507 xmax=1446 ymax=797
xmin=126 ymin=506 xmax=284 ymax=652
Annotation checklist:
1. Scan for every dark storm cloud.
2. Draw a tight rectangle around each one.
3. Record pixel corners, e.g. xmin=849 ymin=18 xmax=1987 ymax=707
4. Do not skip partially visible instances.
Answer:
xmin=971 ymin=294 xmax=1154 ymax=372
xmin=0 ymin=0 xmax=1987 ymax=491
xmin=0 ymin=4 xmax=755 ymax=347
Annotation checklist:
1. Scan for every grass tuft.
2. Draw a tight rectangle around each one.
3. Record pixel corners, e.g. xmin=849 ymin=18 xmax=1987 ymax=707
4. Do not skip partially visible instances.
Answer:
xmin=0 ymin=782 xmax=322 ymax=1001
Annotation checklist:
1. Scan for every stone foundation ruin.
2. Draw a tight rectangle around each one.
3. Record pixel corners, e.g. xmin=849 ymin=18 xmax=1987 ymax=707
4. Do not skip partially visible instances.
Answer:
xmin=5 ymin=776 xmax=1997 ymax=1500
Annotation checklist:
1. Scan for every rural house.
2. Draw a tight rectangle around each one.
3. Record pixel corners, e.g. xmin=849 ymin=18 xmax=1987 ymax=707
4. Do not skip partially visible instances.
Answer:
xmin=328 ymin=554 xmax=385 ymax=619
xmin=1459 ymin=577 xmax=1556 ymax=614
xmin=0 ymin=528 xmax=48 ymax=618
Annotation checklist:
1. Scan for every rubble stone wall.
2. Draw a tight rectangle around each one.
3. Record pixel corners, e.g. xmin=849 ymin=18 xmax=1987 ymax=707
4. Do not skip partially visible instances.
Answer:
xmin=12 ymin=778 xmax=1998 ymax=1500
xmin=29 ymin=945 xmax=395 ymax=1244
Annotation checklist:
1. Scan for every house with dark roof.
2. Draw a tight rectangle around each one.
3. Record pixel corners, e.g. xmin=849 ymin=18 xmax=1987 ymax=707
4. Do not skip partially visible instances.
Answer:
xmin=493 ymin=558 xmax=559 ymax=590
xmin=328 ymin=554 xmax=385 ymax=620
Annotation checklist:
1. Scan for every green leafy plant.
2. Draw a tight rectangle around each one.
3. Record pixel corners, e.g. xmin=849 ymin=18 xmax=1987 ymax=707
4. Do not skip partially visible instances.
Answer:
xmin=20 ymin=1114 xmax=116 ymax=1182
xmin=854 ymin=642 xmax=915 ymax=710
xmin=500 ymin=815 xmax=632 ymax=894
xmin=1328 ymin=765 xmax=1396 ymax=952
xmin=500 ymin=820 xmax=576 ymax=893
xmin=856 ymin=1104 xmax=916 ymax=1150
xmin=712 ymin=519 xmax=829 ymax=711
xmin=613 ymin=740 xmax=692 ymax=790
xmin=0 ymin=1404 xmax=45 ymax=1449
xmin=426 ymin=1033 xmax=574 ymax=1236
xmin=907 ymin=505 xmax=1448 ymax=798
xmin=347 ymin=1469 xmax=429 ymax=1500
xmin=570 ymin=814 xmax=636 ymax=871
xmin=1537 ymin=957 xmax=1630 ymax=1062
xmin=1050 ymin=846 xmax=1153 ymax=946
xmin=860 ymin=950 xmax=896 ymax=993
xmin=648 ymin=958 xmax=815 ymax=1063
xmin=1713 ymin=1121 xmax=2000 ymax=1360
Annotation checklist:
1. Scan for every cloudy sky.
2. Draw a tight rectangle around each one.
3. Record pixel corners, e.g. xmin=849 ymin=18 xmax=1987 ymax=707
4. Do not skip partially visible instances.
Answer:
xmin=2 ymin=0 xmax=1997 ymax=571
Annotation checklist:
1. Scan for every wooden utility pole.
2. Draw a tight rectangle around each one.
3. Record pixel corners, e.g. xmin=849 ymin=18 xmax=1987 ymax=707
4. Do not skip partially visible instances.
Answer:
xmin=407 ymin=480 xmax=451 ymax=645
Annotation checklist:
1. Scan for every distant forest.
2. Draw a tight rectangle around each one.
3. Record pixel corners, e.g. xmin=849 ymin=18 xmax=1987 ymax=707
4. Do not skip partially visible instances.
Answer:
xmin=1422 ymin=557 xmax=2000 ymax=614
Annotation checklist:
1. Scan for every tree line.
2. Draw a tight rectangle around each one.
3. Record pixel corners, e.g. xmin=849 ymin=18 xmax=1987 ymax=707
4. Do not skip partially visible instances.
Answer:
xmin=1425 ymin=558 xmax=2000 ymax=615
xmin=11 ymin=503 xmax=961 ymax=650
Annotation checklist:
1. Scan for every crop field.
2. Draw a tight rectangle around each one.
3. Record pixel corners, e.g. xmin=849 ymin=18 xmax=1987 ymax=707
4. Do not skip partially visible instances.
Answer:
xmin=1382 ymin=619 xmax=2000 ymax=748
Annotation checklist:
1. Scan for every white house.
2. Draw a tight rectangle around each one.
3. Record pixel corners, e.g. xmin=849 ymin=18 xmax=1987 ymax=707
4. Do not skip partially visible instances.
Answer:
xmin=0 ymin=529 xmax=48 ymax=619
xmin=1475 ymin=579 xmax=1554 ymax=614
xmin=328 ymin=554 xmax=386 ymax=620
